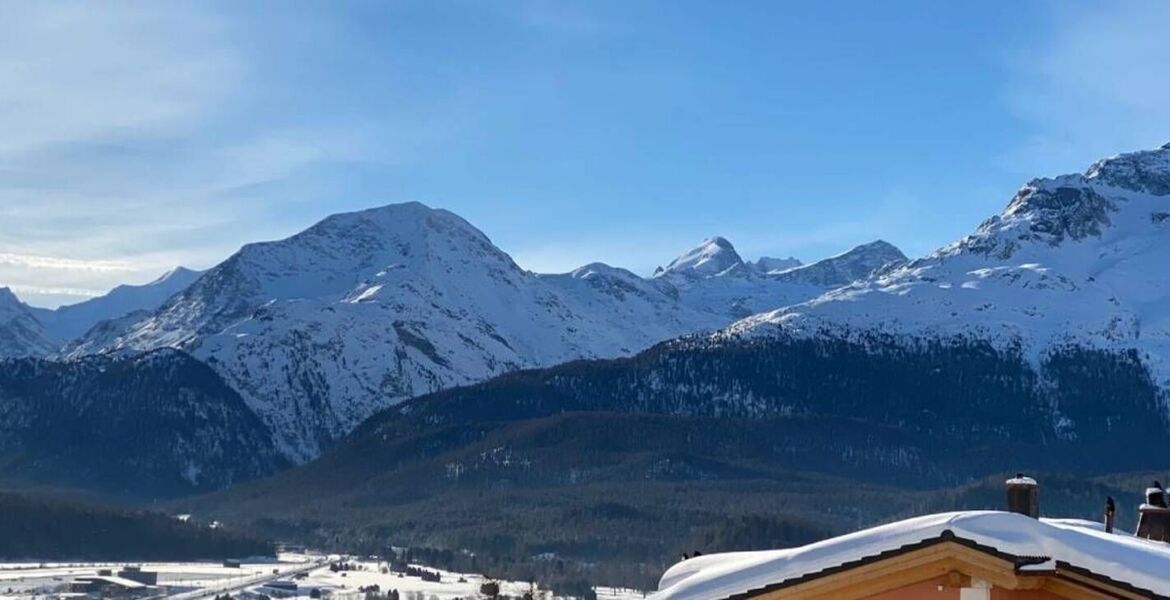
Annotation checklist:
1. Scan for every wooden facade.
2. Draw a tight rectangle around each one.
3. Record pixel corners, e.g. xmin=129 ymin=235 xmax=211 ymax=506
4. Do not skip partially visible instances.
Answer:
xmin=732 ymin=532 xmax=1161 ymax=600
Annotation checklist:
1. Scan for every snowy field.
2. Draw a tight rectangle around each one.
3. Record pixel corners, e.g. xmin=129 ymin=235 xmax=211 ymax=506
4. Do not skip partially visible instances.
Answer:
xmin=240 ymin=560 xmax=648 ymax=600
xmin=0 ymin=553 xmax=322 ymax=599
xmin=0 ymin=555 xmax=647 ymax=599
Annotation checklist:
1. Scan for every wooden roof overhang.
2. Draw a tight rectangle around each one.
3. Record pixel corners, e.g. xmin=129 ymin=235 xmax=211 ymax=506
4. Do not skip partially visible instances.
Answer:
xmin=729 ymin=530 xmax=1166 ymax=600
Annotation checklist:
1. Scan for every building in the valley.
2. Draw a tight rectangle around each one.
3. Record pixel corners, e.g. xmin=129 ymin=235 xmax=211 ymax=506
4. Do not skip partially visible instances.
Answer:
xmin=259 ymin=579 xmax=300 ymax=598
xmin=115 ymin=566 xmax=158 ymax=586
xmin=653 ymin=477 xmax=1170 ymax=600
xmin=69 ymin=575 xmax=155 ymax=599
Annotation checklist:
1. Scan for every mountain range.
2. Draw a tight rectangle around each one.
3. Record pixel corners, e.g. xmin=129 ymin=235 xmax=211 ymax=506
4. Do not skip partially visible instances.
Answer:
xmin=30 ymin=266 xmax=204 ymax=342
xmin=731 ymin=142 xmax=1170 ymax=389
xmin=32 ymin=204 xmax=899 ymax=461
xmin=1 ymin=143 xmax=1169 ymax=538
xmin=170 ymin=143 xmax=1170 ymax=590
xmin=0 ymin=266 xmax=203 ymax=357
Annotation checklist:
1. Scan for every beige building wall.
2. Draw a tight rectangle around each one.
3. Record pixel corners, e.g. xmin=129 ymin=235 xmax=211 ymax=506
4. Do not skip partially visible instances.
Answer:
xmin=857 ymin=575 xmax=1069 ymax=600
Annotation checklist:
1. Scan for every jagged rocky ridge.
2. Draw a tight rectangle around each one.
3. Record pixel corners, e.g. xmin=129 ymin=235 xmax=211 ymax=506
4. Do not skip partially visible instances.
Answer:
xmin=651 ymin=236 xmax=905 ymax=320
xmin=0 ymin=288 xmax=58 ymax=358
xmin=0 ymin=349 xmax=286 ymax=496
xmin=29 ymin=266 xmax=204 ymax=342
xmin=66 ymin=202 xmax=900 ymax=461
xmin=731 ymin=143 xmax=1170 ymax=390
xmin=0 ymin=266 xmax=203 ymax=359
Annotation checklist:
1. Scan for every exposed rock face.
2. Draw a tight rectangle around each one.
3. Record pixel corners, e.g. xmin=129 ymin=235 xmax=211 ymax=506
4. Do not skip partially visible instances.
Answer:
xmin=28 ymin=267 xmax=204 ymax=342
xmin=68 ymin=202 xmax=903 ymax=461
xmin=0 ymin=288 xmax=57 ymax=358
xmin=732 ymin=143 xmax=1170 ymax=391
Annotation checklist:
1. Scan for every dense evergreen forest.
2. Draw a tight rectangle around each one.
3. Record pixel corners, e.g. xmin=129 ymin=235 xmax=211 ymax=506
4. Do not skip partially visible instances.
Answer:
xmin=0 ymin=349 xmax=286 ymax=496
xmin=0 ymin=490 xmax=273 ymax=560
xmin=181 ymin=333 xmax=1170 ymax=591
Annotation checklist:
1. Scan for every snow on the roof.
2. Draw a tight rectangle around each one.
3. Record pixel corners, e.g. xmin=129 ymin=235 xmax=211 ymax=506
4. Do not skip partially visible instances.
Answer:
xmin=652 ymin=511 xmax=1170 ymax=600
xmin=73 ymin=575 xmax=149 ymax=589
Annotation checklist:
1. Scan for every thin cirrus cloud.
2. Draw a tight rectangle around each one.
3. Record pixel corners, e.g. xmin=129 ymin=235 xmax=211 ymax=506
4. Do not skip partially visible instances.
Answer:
xmin=1000 ymin=0 xmax=1170 ymax=176
xmin=0 ymin=3 xmax=378 ymax=307
xmin=0 ymin=3 xmax=241 ymax=157
xmin=0 ymin=3 xmax=246 ymax=305
xmin=0 ymin=253 xmax=134 ymax=273
xmin=3 ymin=2 xmax=1168 ymax=309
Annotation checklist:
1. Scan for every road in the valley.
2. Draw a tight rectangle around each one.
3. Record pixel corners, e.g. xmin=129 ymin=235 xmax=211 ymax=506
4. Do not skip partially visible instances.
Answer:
xmin=162 ymin=557 xmax=330 ymax=600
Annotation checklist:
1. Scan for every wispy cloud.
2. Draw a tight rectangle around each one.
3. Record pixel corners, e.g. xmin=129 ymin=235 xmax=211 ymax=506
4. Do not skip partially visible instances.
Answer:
xmin=0 ymin=253 xmax=134 ymax=273
xmin=0 ymin=3 xmax=242 ymax=158
xmin=0 ymin=3 xmax=381 ymax=307
xmin=1001 ymin=0 xmax=1170 ymax=175
xmin=6 ymin=285 xmax=105 ymax=299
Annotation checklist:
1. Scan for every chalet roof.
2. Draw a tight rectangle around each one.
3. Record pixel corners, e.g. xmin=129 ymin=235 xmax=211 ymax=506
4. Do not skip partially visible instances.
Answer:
xmin=652 ymin=511 xmax=1170 ymax=600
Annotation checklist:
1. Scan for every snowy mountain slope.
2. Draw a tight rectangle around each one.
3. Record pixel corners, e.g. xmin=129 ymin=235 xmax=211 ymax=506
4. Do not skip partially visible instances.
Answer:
xmin=771 ymin=240 xmax=905 ymax=287
xmin=0 ymin=288 xmax=57 ymax=358
xmin=731 ymin=142 xmax=1170 ymax=387
xmin=66 ymin=202 xmax=905 ymax=461
xmin=64 ymin=204 xmax=721 ymax=459
xmin=652 ymin=236 xmax=906 ymax=320
xmin=751 ymin=256 xmax=802 ymax=274
xmin=656 ymin=237 xmax=750 ymax=279
xmin=29 ymin=266 xmax=203 ymax=342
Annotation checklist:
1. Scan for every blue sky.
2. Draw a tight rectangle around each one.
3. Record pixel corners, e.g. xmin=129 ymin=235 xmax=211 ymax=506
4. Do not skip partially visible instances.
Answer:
xmin=3 ymin=1 xmax=1170 ymax=307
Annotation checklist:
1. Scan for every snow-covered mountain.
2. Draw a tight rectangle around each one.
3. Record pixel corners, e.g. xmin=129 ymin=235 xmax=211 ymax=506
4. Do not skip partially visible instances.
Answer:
xmin=751 ymin=255 xmax=802 ymax=274
xmin=652 ymin=236 xmax=905 ymax=320
xmin=66 ymin=204 xmax=708 ymax=459
xmin=732 ymin=142 xmax=1170 ymax=387
xmin=0 ymin=287 xmax=57 ymax=358
xmin=68 ymin=202 xmax=889 ymax=461
xmin=771 ymin=240 xmax=905 ymax=287
xmin=29 ymin=266 xmax=203 ymax=342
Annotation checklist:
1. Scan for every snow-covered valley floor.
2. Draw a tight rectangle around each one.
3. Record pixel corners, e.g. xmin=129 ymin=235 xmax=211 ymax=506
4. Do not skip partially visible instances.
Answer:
xmin=0 ymin=555 xmax=647 ymax=600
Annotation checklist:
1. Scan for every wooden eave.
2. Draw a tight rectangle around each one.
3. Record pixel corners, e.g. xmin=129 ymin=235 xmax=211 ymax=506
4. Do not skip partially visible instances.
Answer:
xmin=728 ymin=529 xmax=1165 ymax=600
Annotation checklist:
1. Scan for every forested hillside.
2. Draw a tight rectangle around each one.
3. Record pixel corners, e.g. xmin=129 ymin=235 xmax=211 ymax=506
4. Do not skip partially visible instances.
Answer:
xmin=0 ymin=491 xmax=272 ymax=560
xmin=0 ymin=350 xmax=286 ymax=496
xmin=180 ymin=333 xmax=1170 ymax=589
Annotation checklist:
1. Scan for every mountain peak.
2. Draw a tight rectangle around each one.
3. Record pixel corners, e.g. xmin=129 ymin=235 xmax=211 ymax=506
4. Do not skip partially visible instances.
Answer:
xmin=319 ymin=201 xmax=459 ymax=227
xmin=294 ymin=201 xmax=503 ymax=261
xmin=0 ymin=288 xmax=26 ymax=321
xmin=1084 ymin=143 xmax=1170 ymax=196
xmin=751 ymin=256 xmax=802 ymax=274
xmin=0 ymin=286 xmax=18 ymax=305
xmin=946 ymin=143 xmax=1170 ymax=261
xmin=0 ymin=286 xmax=58 ymax=357
xmin=852 ymin=239 xmax=904 ymax=256
xmin=657 ymin=237 xmax=746 ymax=279
xmin=149 ymin=266 xmax=201 ymax=286
xmin=568 ymin=262 xmax=635 ymax=279
xmin=0 ymin=287 xmax=32 ymax=318
xmin=772 ymin=240 xmax=906 ymax=287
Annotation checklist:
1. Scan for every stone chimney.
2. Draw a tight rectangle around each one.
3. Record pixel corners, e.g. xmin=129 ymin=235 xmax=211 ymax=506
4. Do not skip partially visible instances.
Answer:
xmin=1137 ymin=481 xmax=1170 ymax=542
xmin=1005 ymin=473 xmax=1039 ymax=518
